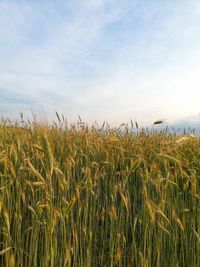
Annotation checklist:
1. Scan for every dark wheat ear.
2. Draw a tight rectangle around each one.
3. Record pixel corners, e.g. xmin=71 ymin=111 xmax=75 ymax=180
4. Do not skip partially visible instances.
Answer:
xmin=153 ymin=120 xmax=165 ymax=126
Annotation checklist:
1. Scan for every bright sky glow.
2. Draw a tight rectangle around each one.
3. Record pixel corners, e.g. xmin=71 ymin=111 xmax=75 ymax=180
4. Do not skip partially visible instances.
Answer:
xmin=0 ymin=0 xmax=200 ymax=126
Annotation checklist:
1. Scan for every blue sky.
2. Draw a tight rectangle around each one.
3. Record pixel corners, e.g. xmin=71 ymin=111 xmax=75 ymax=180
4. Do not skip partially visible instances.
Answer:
xmin=0 ymin=0 xmax=200 ymax=126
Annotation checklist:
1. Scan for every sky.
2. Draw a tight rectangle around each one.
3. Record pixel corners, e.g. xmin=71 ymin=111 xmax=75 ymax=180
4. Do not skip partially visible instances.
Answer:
xmin=0 ymin=0 xmax=200 ymax=126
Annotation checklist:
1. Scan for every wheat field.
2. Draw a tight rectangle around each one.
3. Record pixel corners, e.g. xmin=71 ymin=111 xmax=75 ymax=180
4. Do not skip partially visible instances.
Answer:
xmin=0 ymin=118 xmax=199 ymax=267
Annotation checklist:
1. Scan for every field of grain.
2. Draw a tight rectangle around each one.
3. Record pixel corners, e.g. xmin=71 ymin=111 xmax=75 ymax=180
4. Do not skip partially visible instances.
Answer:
xmin=0 ymin=119 xmax=199 ymax=267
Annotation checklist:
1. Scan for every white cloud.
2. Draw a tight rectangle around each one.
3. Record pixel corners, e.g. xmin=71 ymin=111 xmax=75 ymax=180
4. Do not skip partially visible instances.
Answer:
xmin=0 ymin=0 xmax=123 ymax=91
